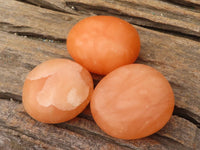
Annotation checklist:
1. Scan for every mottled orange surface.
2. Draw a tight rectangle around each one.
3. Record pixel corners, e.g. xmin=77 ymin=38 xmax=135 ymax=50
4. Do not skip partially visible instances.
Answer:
xmin=67 ymin=16 xmax=140 ymax=75
xmin=91 ymin=64 xmax=174 ymax=139
xmin=23 ymin=59 xmax=93 ymax=123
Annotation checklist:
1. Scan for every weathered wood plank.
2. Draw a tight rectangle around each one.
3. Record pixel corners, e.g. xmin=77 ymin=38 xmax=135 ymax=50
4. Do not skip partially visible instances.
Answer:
xmin=0 ymin=100 xmax=135 ymax=150
xmin=0 ymin=0 xmax=200 ymax=149
xmin=0 ymin=29 xmax=199 ymax=148
xmin=0 ymin=99 xmax=199 ymax=150
xmin=0 ymin=0 xmax=82 ymax=39
xmin=157 ymin=115 xmax=200 ymax=149
xmin=19 ymin=0 xmax=200 ymax=38
xmin=164 ymin=0 xmax=200 ymax=10
xmin=0 ymin=31 xmax=67 ymax=96
xmin=1 ymin=24 xmax=200 ymax=123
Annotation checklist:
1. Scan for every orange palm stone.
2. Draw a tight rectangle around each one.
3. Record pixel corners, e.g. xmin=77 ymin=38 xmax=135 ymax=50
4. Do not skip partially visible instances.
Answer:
xmin=90 ymin=64 xmax=174 ymax=139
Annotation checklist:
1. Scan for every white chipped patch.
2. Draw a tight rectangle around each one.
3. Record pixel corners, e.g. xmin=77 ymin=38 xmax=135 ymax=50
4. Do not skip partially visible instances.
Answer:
xmin=27 ymin=59 xmax=83 ymax=80
xmin=36 ymin=66 xmax=90 ymax=111
xmin=36 ymin=75 xmax=57 ymax=108
xmin=67 ymin=86 xmax=89 ymax=109
xmin=27 ymin=70 xmax=56 ymax=81
xmin=67 ymin=88 xmax=82 ymax=107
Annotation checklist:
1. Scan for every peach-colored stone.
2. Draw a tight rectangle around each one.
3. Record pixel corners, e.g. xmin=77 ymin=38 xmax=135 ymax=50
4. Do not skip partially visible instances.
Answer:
xmin=67 ymin=16 xmax=140 ymax=75
xmin=91 ymin=64 xmax=174 ymax=139
xmin=23 ymin=59 xmax=93 ymax=123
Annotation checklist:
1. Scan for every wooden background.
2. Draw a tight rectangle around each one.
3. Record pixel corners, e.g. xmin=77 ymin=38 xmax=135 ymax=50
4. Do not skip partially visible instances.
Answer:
xmin=0 ymin=0 xmax=200 ymax=149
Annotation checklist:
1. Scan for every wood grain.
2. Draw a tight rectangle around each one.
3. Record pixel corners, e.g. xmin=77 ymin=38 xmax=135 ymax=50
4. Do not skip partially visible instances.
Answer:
xmin=0 ymin=0 xmax=200 ymax=149
xmin=0 ymin=99 xmax=199 ymax=150
xmin=21 ymin=0 xmax=200 ymax=38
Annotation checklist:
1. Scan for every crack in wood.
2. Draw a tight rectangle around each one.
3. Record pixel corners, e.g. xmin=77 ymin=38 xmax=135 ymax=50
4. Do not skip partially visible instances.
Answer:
xmin=0 ymin=22 xmax=31 ymax=32
xmin=65 ymin=1 xmax=123 ymax=15
xmin=0 ymin=92 xmax=22 ymax=103
xmin=139 ymin=25 xmax=200 ymax=42
xmin=0 ymin=21 xmax=66 ymax=43
xmin=160 ymin=0 xmax=200 ymax=12
xmin=15 ymin=0 xmax=39 ymax=7
xmin=78 ymin=113 xmax=94 ymax=121
xmin=22 ymin=63 xmax=36 ymax=71
xmin=173 ymin=106 xmax=200 ymax=128
xmin=151 ymin=134 xmax=191 ymax=150
xmin=0 ymin=22 xmax=30 ymax=28
xmin=9 ymin=31 xmax=66 ymax=43
xmin=15 ymin=0 xmax=73 ymax=14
